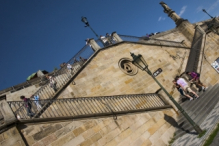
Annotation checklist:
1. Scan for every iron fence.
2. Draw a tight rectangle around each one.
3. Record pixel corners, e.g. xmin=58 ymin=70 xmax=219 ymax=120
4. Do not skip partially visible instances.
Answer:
xmin=29 ymin=44 xmax=95 ymax=101
xmin=119 ymin=34 xmax=185 ymax=47
xmin=8 ymin=93 xmax=171 ymax=122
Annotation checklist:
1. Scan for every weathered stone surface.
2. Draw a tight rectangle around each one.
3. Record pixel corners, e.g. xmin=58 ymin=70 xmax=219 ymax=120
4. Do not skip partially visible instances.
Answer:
xmin=41 ymin=134 xmax=57 ymax=146
xmin=69 ymin=43 xmax=188 ymax=98
xmin=62 ymin=135 xmax=84 ymax=146
xmin=6 ymin=85 xmax=40 ymax=101
xmin=82 ymin=128 xmax=95 ymax=139
xmin=55 ymin=127 xmax=71 ymax=138
xmin=25 ymin=136 xmax=35 ymax=145
xmin=32 ymin=141 xmax=45 ymax=146
xmin=72 ymin=127 xmax=86 ymax=137
xmin=0 ymin=135 xmax=3 ymax=143
xmin=50 ymin=131 xmax=75 ymax=146
xmin=98 ymin=128 xmax=121 ymax=145
xmin=0 ymin=127 xmax=25 ymax=146
xmin=90 ymin=133 xmax=102 ymax=143
xmin=0 ymin=100 xmax=16 ymax=123
xmin=33 ymin=125 xmax=59 ymax=141
xmin=80 ymin=139 xmax=93 ymax=146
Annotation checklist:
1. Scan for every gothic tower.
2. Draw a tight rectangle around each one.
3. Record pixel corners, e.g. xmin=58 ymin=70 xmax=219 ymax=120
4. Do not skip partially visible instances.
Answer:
xmin=160 ymin=1 xmax=195 ymax=44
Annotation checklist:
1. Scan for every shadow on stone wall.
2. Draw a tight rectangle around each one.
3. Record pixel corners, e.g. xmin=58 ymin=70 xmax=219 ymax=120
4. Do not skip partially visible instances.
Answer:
xmin=164 ymin=114 xmax=198 ymax=135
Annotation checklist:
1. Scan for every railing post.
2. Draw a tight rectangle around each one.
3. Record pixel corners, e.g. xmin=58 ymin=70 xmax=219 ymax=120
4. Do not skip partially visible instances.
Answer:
xmin=111 ymin=32 xmax=123 ymax=42
xmin=0 ymin=100 xmax=16 ymax=124
xmin=88 ymin=38 xmax=101 ymax=51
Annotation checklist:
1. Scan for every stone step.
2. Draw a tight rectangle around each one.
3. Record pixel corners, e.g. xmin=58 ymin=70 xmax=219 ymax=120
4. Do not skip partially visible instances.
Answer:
xmin=193 ymin=89 xmax=219 ymax=124
xmin=181 ymin=84 xmax=218 ymax=116
xmin=187 ymin=84 xmax=219 ymax=120
xmin=176 ymin=86 xmax=218 ymax=128
xmin=174 ymin=84 xmax=219 ymax=139
xmin=176 ymin=85 xmax=216 ymax=125
xmin=180 ymin=85 xmax=214 ymax=108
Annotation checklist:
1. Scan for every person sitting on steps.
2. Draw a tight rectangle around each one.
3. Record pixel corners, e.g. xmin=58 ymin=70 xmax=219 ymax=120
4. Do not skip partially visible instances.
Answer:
xmin=175 ymin=76 xmax=199 ymax=99
xmin=173 ymin=79 xmax=194 ymax=101
xmin=186 ymin=71 xmax=208 ymax=92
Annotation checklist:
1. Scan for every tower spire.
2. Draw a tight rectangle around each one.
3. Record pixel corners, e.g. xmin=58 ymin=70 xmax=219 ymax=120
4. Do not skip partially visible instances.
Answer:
xmin=160 ymin=1 xmax=183 ymax=25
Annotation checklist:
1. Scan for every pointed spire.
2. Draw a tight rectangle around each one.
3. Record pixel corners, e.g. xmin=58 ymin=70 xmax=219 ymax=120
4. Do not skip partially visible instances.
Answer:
xmin=160 ymin=1 xmax=183 ymax=25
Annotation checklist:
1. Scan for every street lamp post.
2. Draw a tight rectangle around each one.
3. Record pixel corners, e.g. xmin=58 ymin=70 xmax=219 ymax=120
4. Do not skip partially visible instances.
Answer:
xmin=202 ymin=9 xmax=219 ymax=35
xmin=202 ymin=9 xmax=214 ymax=19
xmin=81 ymin=16 xmax=99 ymax=39
xmin=130 ymin=52 xmax=203 ymax=134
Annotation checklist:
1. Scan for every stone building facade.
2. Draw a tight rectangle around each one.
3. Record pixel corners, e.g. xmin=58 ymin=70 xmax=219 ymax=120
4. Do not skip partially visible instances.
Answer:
xmin=0 ymin=1 xmax=219 ymax=146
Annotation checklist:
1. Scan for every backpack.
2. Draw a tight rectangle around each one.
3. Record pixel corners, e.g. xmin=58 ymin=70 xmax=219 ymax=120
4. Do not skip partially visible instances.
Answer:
xmin=24 ymin=98 xmax=32 ymax=108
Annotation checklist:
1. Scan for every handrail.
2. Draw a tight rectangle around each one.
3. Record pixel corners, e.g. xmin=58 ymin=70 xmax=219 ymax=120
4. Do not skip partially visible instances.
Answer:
xmin=8 ymin=93 xmax=171 ymax=123
xmin=118 ymin=34 xmax=186 ymax=47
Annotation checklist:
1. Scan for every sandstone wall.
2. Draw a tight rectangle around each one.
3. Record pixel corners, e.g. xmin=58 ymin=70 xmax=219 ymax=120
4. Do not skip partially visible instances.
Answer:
xmin=151 ymin=29 xmax=192 ymax=47
xmin=4 ymin=85 xmax=40 ymax=101
xmin=18 ymin=42 xmax=190 ymax=146
xmin=0 ymin=126 xmax=25 ymax=146
xmin=15 ymin=35 xmax=219 ymax=146
xmin=198 ymin=32 xmax=219 ymax=85
xmin=22 ymin=109 xmax=177 ymax=146
xmin=66 ymin=43 xmax=189 ymax=99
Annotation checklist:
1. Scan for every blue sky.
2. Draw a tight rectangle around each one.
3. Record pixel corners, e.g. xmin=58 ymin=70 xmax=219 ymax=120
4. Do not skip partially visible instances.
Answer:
xmin=0 ymin=0 xmax=219 ymax=91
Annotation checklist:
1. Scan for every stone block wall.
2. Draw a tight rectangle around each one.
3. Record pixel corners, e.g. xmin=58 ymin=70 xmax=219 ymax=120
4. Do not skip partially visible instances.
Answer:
xmin=152 ymin=29 xmax=192 ymax=47
xmin=4 ymin=85 xmax=40 ymax=101
xmin=0 ymin=126 xmax=25 ymax=146
xmin=177 ymin=21 xmax=195 ymax=44
xmin=21 ymin=109 xmax=177 ymax=146
xmin=198 ymin=32 xmax=219 ymax=85
xmin=68 ymin=43 xmax=189 ymax=99
xmin=17 ymin=41 xmax=190 ymax=146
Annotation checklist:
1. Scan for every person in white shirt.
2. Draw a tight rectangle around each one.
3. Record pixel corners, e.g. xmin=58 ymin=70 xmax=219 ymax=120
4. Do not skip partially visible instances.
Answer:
xmin=67 ymin=63 xmax=73 ymax=75
xmin=46 ymin=75 xmax=57 ymax=92
xmin=175 ymin=76 xmax=199 ymax=98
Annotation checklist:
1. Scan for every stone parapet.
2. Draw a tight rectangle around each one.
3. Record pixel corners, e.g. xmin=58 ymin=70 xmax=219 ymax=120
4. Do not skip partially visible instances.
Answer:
xmin=0 ymin=100 xmax=16 ymax=124
xmin=112 ymin=32 xmax=123 ymax=42
xmin=88 ymin=39 xmax=101 ymax=52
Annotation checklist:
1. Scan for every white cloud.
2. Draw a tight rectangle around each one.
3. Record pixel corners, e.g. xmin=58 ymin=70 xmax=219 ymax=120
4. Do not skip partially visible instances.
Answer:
xmin=196 ymin=6 xmax=203 ymax=13
xmin=179 ymin=6 xmax=187 ymax=16
xmin=158 ymin=16 xmax=166 ymax=21
xmin=207 ymin=0 xmax=219 ymax=12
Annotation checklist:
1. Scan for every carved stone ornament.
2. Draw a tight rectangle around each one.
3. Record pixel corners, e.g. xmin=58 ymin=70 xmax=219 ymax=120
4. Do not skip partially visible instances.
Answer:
xmin=118 ymin=58 xmax=138 ymax=76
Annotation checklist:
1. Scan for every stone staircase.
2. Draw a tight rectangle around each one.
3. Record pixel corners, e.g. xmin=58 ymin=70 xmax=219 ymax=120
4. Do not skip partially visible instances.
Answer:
xmin=174 ymin=83 xmax=219 ymax=139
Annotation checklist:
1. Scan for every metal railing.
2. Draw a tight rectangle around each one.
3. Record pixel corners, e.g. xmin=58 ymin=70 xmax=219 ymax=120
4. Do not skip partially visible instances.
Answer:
xmin=29 ymin=44 xmax=95 ymax=101
xmin=8 ymin=93 xmax=171 ymax=123
xmin=119 ymin=35 xmax=186 ymax=48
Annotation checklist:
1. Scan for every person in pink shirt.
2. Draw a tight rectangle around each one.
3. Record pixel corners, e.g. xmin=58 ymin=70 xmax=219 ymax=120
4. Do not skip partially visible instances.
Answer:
xmin=175 ymin=76 xmax=199 ymax=98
